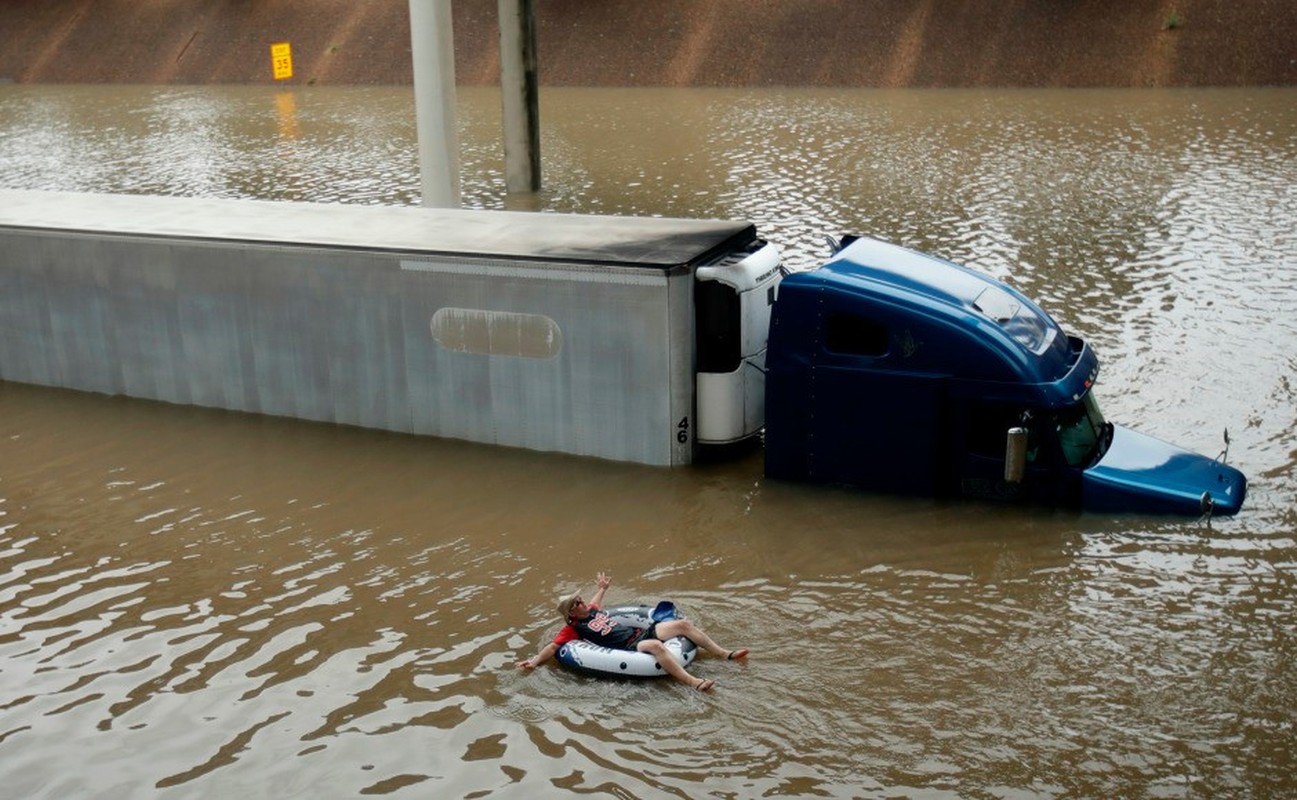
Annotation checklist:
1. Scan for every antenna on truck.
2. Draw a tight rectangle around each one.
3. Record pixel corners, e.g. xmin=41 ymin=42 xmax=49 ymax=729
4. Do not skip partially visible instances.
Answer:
xmin=1217 ymin=428 xmax=1232 ymax=464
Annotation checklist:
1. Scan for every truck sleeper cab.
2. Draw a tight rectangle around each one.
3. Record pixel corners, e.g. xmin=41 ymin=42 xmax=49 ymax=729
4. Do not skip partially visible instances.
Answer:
xmin=764 ymin=236 xmax=1246 ymax=515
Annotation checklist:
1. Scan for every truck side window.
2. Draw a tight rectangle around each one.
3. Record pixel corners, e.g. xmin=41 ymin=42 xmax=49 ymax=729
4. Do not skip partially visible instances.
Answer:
xmin=1055 ymin=394 xmax=1106 ymax=467
xmin=825 ymin=313 xmax=888 ymax=357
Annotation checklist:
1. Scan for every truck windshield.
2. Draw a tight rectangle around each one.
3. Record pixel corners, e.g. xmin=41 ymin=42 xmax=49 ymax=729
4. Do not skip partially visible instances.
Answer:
xmin=1056 ymin=393 xmax=1109 ymax=468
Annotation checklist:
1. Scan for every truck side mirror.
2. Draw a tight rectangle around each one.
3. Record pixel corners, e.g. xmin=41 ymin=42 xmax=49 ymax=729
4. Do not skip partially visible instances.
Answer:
xmin=1004 ymin=427 xmax=1029 ymax=483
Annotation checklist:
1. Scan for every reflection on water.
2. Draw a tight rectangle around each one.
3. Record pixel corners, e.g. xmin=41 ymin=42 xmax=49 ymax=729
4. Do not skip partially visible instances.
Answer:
xmin=1 ymin=85 xmax=1295 ymax=797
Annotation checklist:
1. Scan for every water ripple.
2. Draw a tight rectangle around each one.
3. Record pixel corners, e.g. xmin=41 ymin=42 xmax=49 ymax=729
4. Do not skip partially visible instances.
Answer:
xmin=1 ymin=85 xmax=1295 ymax=798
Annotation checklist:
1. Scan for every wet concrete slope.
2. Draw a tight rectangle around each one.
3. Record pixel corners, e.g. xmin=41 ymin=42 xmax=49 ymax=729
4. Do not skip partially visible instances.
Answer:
xmin=0 ymin=0 xmax=1293 ymax=87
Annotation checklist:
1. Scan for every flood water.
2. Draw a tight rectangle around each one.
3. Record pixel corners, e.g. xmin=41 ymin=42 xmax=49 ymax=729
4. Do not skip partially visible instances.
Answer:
xmin=1 ymin=85 xmax=1295 ymax=798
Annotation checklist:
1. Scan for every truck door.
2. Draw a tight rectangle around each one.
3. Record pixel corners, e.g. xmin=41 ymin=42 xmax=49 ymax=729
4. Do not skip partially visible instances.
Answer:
xmin=957 ymin=401 xmax=1080 ymax=505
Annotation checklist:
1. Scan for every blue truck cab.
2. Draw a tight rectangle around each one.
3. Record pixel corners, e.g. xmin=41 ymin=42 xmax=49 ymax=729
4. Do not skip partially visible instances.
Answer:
xmin=764 ymin=236 xmax=1246 ymax=515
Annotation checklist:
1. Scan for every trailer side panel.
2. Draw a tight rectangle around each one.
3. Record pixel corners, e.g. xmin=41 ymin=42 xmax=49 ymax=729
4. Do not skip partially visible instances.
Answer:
xmin=0 ymin=192 xmax=749 ymax=466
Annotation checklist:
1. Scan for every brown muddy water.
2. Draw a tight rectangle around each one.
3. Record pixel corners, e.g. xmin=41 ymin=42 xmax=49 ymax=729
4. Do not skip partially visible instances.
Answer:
xmin=0 ymin=85 xmax=1294 ymax=798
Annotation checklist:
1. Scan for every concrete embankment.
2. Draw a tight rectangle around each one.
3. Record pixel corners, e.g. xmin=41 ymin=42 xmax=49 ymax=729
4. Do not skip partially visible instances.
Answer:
xmin=0 ymin=0 xmax=1293 ymax=88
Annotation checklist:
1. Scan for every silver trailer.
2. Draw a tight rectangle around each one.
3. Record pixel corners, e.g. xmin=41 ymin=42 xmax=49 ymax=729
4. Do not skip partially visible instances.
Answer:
xmin=0 ymin=190 xmax=781 ymax=466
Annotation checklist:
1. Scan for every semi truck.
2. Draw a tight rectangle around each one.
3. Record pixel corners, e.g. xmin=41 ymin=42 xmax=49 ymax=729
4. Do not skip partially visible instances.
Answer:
xmin=764 ymin=235 xmax=1245 ymax=516
xmin=0 ymin=190 xmax=1245 ymax=515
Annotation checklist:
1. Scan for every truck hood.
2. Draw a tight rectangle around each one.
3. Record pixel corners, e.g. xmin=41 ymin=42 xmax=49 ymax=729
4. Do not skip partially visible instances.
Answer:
xmin=1082 ymin=424 xmax=1246 ymax=516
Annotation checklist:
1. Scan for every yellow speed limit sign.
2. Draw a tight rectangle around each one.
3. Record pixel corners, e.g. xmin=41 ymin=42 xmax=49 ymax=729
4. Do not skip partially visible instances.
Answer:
xmin=271 ymin=42 xmax=293 ymax=80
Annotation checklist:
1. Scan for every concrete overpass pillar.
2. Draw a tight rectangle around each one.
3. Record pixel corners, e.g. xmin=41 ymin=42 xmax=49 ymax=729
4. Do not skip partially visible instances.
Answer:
xmin=497 ymin=0 xmax=541 ymax=194
xmin=408 ymin=0 xmax=461 ymax=207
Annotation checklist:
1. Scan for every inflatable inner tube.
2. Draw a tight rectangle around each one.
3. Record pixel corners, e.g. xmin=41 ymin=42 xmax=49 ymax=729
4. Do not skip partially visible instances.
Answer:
xmin=555 ymin=604 xmax=697 ymax=678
